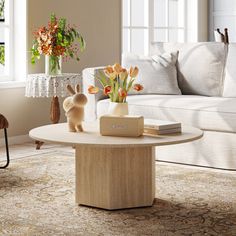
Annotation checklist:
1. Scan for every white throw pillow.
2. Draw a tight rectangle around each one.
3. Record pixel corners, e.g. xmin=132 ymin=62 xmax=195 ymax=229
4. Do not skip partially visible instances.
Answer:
xmin=122 ymin=52 xmax=181 ymax=95
xmin=223 ymin=43 xmax=236 ymax=97
xmin=151 ymin=42 xmax=227 ymax=96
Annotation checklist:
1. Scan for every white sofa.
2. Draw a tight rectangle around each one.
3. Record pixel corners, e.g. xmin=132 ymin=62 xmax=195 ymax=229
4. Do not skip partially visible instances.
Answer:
xmin=82 ymin=42 xmax=236 ymax=170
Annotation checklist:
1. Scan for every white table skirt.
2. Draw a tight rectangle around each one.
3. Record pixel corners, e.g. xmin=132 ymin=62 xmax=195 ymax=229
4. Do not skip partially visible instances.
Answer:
xmin=25 ymin=73 xmax=82 ymax=98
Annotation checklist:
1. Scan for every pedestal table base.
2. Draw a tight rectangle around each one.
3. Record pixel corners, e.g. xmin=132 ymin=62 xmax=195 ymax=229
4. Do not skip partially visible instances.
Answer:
xmin=75 ymin=145 xmax=155 ymax=210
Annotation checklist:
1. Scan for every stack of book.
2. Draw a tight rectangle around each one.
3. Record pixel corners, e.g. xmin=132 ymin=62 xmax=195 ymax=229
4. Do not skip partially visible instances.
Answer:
xmin=144 ymin=119 xmax=182 ymax=135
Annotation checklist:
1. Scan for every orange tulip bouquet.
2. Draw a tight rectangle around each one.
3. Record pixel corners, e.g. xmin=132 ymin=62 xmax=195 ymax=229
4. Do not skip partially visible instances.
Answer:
xmin=88 ymin=63 xmax=143 ymax=103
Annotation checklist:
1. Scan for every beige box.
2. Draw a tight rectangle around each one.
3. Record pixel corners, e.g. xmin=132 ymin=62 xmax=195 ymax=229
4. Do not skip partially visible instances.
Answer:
xmin=100 ymin=115 xmax=144 ymax=137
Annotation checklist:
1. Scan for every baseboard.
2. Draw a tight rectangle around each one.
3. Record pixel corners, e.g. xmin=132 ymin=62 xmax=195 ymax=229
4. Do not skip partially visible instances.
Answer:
xmin=0 ymin=134 xmax=31 ymax=147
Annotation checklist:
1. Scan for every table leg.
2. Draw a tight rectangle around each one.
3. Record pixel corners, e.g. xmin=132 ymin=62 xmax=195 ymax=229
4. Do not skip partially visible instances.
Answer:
xmin=35 ymin=140 xmax=44 ymax=150
xmin=35 ymin=96 xmax=61 ymax=150
xmin=50 ymin=96 xmax=60 ymax=124
xmin=75 ymin=146 xmax=155 ymax=210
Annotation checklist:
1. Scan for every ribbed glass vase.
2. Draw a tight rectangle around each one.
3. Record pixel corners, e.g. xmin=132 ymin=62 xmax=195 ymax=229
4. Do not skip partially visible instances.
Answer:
xmin=45 ymin=55 xmax=62 ymax=75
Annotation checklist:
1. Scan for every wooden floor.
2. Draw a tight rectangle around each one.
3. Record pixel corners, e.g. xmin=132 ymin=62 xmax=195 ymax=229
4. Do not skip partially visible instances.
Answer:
xmin=0 ymin=142 xmax=75 ymax=163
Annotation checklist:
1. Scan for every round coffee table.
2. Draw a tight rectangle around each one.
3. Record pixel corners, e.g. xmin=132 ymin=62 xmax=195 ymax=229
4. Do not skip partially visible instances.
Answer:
xmin=29 ymin=122 xmax=203 ymax=210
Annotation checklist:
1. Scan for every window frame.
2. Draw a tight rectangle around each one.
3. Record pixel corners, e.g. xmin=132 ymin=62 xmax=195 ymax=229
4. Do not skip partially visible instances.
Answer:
xmin=122 ymin=0 xmax=188 ymax=55
xmin=0 ymin=0 xmax=14 ymax=82
xmin=0 ymin=0 xmax=27 ymax=88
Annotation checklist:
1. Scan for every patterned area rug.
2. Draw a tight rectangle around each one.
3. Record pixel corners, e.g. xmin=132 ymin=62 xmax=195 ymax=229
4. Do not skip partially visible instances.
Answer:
xmin=0 ymin=151 xmax=236 ymax=236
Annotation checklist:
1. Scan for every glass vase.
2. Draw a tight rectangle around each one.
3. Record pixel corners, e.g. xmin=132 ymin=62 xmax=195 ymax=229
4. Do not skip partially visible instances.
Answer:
xmin=45 ymin=55 xmax=62 ymax=75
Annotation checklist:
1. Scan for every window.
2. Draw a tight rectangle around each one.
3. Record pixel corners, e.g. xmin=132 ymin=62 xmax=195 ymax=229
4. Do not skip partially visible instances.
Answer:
xmin=0 ymin=0 xmax=27 ymax=86
xmin=122 ymin=0 xmax=209 ymax=55
xmin=209 ymin=0 xmax=236 ymax=42
xmin=122 ymin=0 xmax=187 ymax=55
xmin=0 ymin=0 xmax=13 ymax=81
xmin=154 ymin=0 xmax=186 ymax=42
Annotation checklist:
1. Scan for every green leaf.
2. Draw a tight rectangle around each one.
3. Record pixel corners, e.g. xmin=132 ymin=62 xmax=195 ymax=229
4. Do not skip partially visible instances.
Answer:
xmin=0 ymin=45 xmax=4 ymax=65
xmin=113 ymin=81 xmax=119 ymax=102
xmin=127 ymin=78 xmax=135 ymax=92
xmin=65 ymin=35 xmax=71 ymax=43
xmin=58 ymin=32 xmax=63 ymax=41
xmin=31 ymin=57 xmax=35 ymax=64
xmin=123 ymin=75 xmax=128 ymax=90
xmin=59 ymin=18 xmax=66 ymax=31
xmin=50 ymin=13 xmax=56 ymax=24
xmin=97 ymin=71 xmax=108 ymax=87
xmin=78 ymin=36 xmax=86 ymax=51
xmin=71 ymin=28 xmax=77 ymax=38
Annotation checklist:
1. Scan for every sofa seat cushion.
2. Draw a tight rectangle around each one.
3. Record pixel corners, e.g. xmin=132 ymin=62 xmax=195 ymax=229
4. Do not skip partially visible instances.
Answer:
xmin=97 ymin=95 xmax=236 ymax=133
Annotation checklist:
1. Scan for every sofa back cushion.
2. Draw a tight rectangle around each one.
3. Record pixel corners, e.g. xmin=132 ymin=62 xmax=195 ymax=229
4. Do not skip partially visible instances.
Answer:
xmin=151 ymin=42 xmax=227 ymax=96
xmin=122 ymin=52 xmax=181 ymax=95
xmin=223 ymin=43 xmax=236 ymax=97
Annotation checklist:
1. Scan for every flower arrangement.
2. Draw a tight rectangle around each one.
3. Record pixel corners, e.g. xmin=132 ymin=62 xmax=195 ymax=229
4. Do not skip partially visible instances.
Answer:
xmin=88 ymin=63 xmax=143 ymax=103
xmin=31 ymin=13 xmax=85 ymax=74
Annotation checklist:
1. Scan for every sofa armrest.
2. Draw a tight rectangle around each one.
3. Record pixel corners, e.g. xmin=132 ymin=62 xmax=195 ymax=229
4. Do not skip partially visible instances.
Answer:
xmin=82 ymin=67 xmax=107 ymax=121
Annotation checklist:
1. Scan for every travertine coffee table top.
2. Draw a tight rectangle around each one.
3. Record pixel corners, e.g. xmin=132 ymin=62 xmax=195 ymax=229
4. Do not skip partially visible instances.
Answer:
xmin=29 ymin=122 xmax=203 ymax=148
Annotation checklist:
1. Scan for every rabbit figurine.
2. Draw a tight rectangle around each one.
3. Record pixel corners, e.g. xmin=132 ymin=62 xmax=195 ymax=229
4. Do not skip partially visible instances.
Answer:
xmin=63 ymin=84 xmax=88 ymax=132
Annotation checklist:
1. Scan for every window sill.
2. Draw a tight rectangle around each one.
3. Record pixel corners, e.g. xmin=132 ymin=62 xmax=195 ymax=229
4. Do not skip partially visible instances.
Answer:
xmin=0 ymin=80 xmax=26 ymax=89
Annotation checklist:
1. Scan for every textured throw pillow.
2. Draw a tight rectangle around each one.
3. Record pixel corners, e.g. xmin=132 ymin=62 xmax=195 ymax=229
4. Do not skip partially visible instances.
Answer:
xmin=151 ymin=42 xmax=227 ymax=96
xmin=122 ymin=52 xmax=181 ymax=95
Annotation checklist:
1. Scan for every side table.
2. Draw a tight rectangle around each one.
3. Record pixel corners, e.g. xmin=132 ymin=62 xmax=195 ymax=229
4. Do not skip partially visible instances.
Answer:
xmin=25 ymin=73 xmax=82 ymax=149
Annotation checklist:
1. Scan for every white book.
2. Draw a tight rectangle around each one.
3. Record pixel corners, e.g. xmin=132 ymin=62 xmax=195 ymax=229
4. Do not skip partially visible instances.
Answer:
xmin=144 ymin=127 xmax=182 ymax=135
xmin=144 ymin=119 xmax=181 ymax=130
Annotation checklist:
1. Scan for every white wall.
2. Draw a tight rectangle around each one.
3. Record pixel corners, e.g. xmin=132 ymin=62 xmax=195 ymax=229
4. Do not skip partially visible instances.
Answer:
xmin=28 ymin=0 xmax=121 ymax=74
xmin=209 ymin=0 xmax=236 ymax=42
xmin=0 ymin=0 xmax=121 ymax=139
xmin=198 ymin=0 xmax=209 ymax=41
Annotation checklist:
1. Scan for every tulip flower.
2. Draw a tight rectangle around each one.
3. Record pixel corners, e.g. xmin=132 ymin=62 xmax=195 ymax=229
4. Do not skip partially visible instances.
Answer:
xmin=119 ymin=68 xmax=128 ymax=80
xmin=104 ymin=66 xmax=117 ymax=80
xmin=113 ymin=63 xmax=123 ymax=74
xmin=104 ymin=66 xmax=114 ymax=75
xmin=104 ymin=85 xmax=112 ymax=95
xmin=88 ymin=85 xmax=99 ymax=94
xmin=118 ymin=88 xmax=127 ymax=98
xmin=133 ymin=84 xmax=144 ymax=91
xmin=129 ymin=66 xmax=139 ymax=78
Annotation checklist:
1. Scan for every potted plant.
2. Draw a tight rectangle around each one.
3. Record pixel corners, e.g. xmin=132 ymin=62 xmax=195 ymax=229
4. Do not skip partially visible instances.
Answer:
xmin=88 ymin=63 xmax=143 ymax=116
xmin=31 ymin=13 xmax=85 ymax=75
